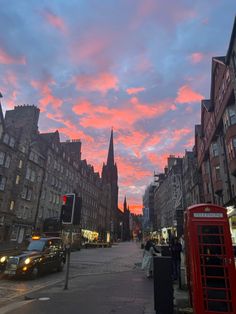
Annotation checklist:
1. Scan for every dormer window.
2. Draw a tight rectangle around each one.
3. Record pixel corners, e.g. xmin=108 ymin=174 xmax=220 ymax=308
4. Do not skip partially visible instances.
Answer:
xmin=223 ymin=105 xmax=236 ymax=132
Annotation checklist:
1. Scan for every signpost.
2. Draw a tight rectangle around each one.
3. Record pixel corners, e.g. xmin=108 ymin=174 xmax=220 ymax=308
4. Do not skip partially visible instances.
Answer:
xmin=61 ymin=193 xmax=82 ymax=290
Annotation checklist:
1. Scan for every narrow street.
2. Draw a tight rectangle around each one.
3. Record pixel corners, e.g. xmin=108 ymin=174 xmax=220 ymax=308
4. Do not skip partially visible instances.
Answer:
xmin=0 ymin=242 xmax=156 ymax=314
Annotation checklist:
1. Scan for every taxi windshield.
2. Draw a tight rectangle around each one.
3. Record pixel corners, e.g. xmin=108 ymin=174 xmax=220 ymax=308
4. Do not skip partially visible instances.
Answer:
xmin=27 ymin=240 xmax=45 ymax=251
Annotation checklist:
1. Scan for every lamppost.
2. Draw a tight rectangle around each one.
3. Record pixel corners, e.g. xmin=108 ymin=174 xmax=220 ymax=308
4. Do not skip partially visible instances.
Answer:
xmin=120 ymin=221 xmax=123 ymax=241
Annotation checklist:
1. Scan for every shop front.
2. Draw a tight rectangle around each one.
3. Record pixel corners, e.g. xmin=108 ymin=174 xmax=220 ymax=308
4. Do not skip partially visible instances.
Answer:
xmin=81 ymin=229 xmax=99 ymax=243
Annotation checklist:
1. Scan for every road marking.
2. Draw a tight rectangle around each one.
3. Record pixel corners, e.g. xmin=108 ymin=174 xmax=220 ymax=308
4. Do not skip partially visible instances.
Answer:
xmin=38 ymin=297 xmax=50 ymax=301
xmin=0 ymin=300 xmax=35 ymax=314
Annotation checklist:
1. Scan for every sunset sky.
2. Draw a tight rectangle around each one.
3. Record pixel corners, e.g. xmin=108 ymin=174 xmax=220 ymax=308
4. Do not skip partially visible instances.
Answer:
xmin=0 ymin=1 xmax=235 ymax=214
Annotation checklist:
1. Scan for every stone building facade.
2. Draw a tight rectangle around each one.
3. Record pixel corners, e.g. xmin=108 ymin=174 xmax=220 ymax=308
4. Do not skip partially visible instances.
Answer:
xmin=0 ymin=104 xmax=115 ymax=244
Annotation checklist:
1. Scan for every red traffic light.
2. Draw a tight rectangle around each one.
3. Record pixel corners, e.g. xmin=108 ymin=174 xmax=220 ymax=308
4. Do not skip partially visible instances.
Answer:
xmin=62 ymin=195 xmax=67 ymax=204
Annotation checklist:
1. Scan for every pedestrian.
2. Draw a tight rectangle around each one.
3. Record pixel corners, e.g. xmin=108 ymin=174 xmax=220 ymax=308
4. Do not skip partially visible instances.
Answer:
xmin=170 ymin=237 xmax=182 ymax=281
xmin=141 ymin=236 xmax=159 ymax=278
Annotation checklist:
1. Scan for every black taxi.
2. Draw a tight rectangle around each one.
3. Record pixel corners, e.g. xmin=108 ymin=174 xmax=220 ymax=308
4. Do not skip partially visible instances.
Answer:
xmin=0 ymin=236 xmax=66 ymax=278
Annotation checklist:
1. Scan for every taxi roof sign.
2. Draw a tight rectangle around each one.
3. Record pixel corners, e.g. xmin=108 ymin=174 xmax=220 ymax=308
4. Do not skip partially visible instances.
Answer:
xmin=32 ymin=235 xmax=41 ymax=240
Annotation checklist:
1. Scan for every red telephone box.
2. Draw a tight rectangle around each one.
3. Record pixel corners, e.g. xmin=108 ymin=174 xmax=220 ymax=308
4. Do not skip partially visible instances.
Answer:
xmin=185 ymin=204 xmax=236 ymax=314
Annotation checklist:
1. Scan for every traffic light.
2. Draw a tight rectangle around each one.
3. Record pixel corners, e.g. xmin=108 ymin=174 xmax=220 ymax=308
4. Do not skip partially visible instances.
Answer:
xmin=73 ymin=196 xmax=82 ymax=225
xmin=60 ymin=194 xmax=82 ymax=225
xmin=61 ymin=193 xmax=75 ymax=224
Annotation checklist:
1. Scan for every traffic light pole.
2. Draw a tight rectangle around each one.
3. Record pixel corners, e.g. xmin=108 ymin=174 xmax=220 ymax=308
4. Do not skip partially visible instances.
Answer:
xmin=64 ymin=225 xmax=72 ymax=290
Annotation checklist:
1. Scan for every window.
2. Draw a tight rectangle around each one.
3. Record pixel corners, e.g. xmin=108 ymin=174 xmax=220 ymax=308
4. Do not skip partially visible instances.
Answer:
xmin=41 ymin=189 xmax=46 ymax=200
xmin=3 ymin=133 xmax=9 ymax=144
xmin=21 ymin=187 xmax=27 ymax=199
xmin=30 ymin=170 xmax=35 ymax=182
xmin=0 ymin=176 xmax=6 ymax=191
xmin=0 ymin=125 xmax=3 ymax=140
xmin=225 ymin=69 xmax=230 ymax=86
xmin=15 ymin=175 xmax=20 ymax=185
xmin=9 ymin=137 xmax=15 ymax=148
xmin=26 ymin=167 xmax=31 ymax=180
xmin=26 ymin=167 xmax=36 ymax=182
xmin=26 ymin=189 xmax=32 ymax=201
xmin=227 ymin=137 xmax=236 ymax=160
xmin=19 ymin=145 xmax=26 ymax=153
xmin=223 ymin=105 xmax=236 ymax=131
xmin=0 ymin=152 xmax=5 ymax=165
xmin=29 ymin=151 xmax=39 ymax=163
xmin=5 ymin=155 xmax=11 ymax=168
xmin=0 ymin=152 xmax=11 ymax=168
xmin=211 ymin=142 xmax=219 ymax=157
xmin=18 ymin=160 xmax=23 ymax=168
xmin=23 ymin=207 xmax=28 ymax=219
xmin=38 ymin=207 xmax=43 ymax=218
xmin=215 ymin=166 xmax=221 ymax=181
xmin=9 ymin=201 xmax=14 ymax=210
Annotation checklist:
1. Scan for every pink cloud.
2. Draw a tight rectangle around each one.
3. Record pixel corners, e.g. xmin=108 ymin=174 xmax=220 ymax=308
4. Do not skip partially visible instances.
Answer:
xmin=72 ymin=97 xmax=176 ymax=129
xmin=146 ymin=153 xmax=170 ymax=169
xmin=31 ymin=79 xmax=63 ymax=111
xmin=44 ymin=112 xmax=94 ymax=144
xmin=73 ymin=72 xmax=119 ymax=94
xmin=43 ymin=10 xmax=67 ymax=33
xmin=117 ymin=154 xmax=151 ymax=183
xmin=0 ymin=48 xmax=26 ymax=65
xmin=190 ymin=52 xmax=204 ymax=64
xmin=175 ymin=85 xmax=203 ymax=104
xmin=126 ymin=87 xmax=145 ymax=95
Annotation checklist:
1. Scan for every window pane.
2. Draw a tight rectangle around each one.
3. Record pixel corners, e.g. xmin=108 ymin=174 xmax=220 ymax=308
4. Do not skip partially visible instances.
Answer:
xmin=0 ymin=152 xmax=5 ymax=165
xmin=5 ymin=155 xmax=11 ymax=168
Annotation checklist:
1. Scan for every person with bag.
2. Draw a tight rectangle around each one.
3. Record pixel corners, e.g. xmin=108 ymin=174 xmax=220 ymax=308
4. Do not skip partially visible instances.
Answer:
xmin=141 ymin=237 xmax=159 ymax=278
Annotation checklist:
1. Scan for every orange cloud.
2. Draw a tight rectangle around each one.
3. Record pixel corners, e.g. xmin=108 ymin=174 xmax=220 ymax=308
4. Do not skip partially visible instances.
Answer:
xmin=0 ymin=48 xmax=26 ymax=65
xmin=73 ymin=72 xmax=119 ymax=94
xmin=190 ymin=52 xmax=204 ymax=64
xmin=31 ymin=79 xmax=63 ymax=111
xmin=118 ymin=202 xmax=143 ymax=215
xmin=43 ymin=10 xmax=67 ymax=33
xmin=175 ymin=85 xmax=203 ymax=104
xmin=126 ymin=87 xmax=145 ymax=95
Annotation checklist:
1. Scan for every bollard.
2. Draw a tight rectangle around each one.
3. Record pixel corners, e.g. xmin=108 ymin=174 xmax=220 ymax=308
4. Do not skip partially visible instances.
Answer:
xmin=153 ymin=256 xmax=173 ymax=314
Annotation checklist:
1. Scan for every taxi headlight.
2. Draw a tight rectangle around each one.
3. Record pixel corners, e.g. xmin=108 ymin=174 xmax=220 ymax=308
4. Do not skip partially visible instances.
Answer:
xmin=24 ymin=257 xmax=31 ymax=265
xmin=0 ymin=256 xmax=6 ymax=263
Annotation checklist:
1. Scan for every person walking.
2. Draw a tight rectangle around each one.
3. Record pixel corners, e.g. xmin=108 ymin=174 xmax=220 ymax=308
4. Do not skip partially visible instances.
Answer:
xmin=170 ymin=237 xmax=182 ymax=281
xmin=141 ymin=237 xmax=159 ymax=278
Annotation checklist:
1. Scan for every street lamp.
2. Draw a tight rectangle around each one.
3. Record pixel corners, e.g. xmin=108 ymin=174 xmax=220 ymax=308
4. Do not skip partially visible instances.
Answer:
xmin=120 ymin=221 xmax=123 ymax=241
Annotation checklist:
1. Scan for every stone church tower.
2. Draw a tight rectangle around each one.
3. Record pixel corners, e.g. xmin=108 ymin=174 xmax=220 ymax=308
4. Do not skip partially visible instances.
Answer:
xmin=102 ymin=129 xmax=119 ymax=240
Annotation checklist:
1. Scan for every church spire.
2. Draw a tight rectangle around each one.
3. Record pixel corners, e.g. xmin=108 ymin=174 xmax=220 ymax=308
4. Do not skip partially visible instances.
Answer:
xmin=107 ymin=128 xmax=114 ymax=166
xmin=124 ymin=196 xmax=127 ymax=211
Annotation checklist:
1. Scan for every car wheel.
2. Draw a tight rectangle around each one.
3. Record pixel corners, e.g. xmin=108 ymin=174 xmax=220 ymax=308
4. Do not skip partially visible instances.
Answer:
xmin=30 ymin=266 xmax=39 ymax=279
xmin=57 ymin=260 xmax=64 ymax=272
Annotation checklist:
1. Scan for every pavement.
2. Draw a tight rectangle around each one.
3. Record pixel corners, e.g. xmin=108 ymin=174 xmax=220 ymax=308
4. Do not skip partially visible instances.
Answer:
xmin=0 ymin=242 xmax=191 ymax=314
xmin=0 ymin=268 xmax=191 ymax=314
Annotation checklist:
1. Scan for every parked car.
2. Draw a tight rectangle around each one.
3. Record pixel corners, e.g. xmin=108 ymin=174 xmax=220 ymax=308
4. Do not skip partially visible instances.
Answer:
xmin=0 ymin=236 xmax=66 ymax=279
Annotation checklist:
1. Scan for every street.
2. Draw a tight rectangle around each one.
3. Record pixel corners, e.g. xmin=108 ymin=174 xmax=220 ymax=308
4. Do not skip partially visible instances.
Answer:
xmin=0 ymin=242 xmax=156 ymax=314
